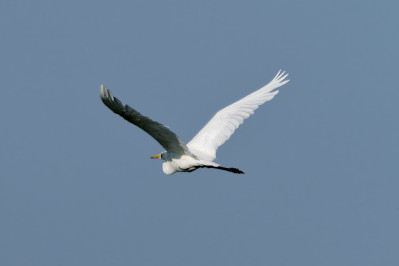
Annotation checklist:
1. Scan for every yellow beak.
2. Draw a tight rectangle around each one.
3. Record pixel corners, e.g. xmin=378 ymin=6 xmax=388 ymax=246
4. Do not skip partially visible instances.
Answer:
xmin=151 ymin=153 xmax=162 ymax=159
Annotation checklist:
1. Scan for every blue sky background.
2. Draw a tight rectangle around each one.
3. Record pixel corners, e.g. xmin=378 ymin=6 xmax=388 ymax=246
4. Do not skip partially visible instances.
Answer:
xmin=1 ymin=1 xmax=398 ymax=265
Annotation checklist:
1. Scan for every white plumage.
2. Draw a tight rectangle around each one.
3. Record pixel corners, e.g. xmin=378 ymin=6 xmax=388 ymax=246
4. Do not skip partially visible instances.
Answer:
xmin=100 ymin=70 xmax=289 ymax=174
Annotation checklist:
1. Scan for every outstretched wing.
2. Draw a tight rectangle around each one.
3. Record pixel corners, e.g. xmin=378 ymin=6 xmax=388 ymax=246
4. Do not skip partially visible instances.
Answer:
xmin=187 ymin=70 xmax=289 ymax=161
xmin=100 ymin=85 xmax=190 ymax=155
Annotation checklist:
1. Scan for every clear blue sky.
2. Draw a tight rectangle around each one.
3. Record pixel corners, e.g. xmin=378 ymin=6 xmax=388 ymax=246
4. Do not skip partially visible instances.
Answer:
xmin=1 ymin=1 xmax=398 ymax=265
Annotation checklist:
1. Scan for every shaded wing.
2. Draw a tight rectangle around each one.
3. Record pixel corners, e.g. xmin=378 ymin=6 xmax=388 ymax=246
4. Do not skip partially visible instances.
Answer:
xmin=187 ymin=70 xmax=289 ymax=161
xmin=100 ymin=85 xmax=190 ymax=155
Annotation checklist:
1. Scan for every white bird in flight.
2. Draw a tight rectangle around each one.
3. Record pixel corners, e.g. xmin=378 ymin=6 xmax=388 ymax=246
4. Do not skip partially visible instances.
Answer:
xmin=100 ymin=70 xmax=289 ymax=175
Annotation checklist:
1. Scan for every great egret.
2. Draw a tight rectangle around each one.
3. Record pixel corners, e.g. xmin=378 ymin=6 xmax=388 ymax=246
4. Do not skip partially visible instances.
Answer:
xmin=100 ymin=70 xmax=289 ymax=174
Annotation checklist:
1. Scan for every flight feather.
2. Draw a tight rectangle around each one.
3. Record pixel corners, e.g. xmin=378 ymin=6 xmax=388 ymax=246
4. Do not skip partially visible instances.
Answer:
xmin=100 ymin=85 xmax=190 ymax=155
xmin=187 ymin=71 xmax=289 ymax=161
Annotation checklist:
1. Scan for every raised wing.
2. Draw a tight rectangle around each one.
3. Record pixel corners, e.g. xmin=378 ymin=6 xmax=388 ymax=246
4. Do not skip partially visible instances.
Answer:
xmin=187 ymin=70 xmax=289 ymax=161
xmin=100 ymin=85 xmax=190 ymax=155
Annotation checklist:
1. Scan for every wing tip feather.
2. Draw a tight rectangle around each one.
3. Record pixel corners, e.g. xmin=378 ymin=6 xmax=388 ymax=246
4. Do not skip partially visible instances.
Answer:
xmin=100 ymin=84 xmax=115 ymax=102
xmin=274 ymin=70 xmax=289 ymax=82
xmin=100 ymin=84 xmax=105 ymax=98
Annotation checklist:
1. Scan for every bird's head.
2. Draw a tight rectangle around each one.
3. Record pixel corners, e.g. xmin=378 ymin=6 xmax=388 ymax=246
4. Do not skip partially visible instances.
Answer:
xmin=151 ymin=152 xmax=166 ymax=160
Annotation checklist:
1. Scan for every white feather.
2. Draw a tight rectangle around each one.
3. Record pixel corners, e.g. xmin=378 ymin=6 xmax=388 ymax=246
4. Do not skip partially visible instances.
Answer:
xmin=187 ymin=70 xmax=289 ymax=161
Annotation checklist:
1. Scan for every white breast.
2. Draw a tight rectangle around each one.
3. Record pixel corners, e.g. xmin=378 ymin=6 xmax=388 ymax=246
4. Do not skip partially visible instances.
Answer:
xmin=162 ymin=155 xmax=201 ymax=175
